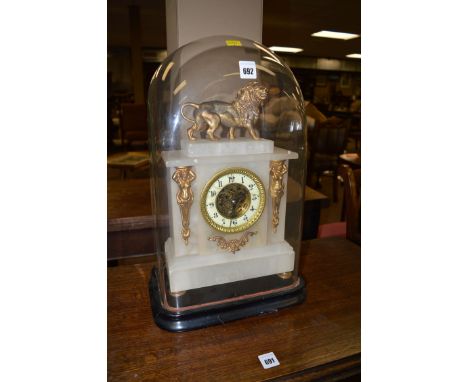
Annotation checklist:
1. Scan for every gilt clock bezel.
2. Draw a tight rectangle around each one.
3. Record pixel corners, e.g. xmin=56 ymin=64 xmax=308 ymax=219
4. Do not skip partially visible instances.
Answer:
xmin=200 ymin=167 xmax=266 ymax=234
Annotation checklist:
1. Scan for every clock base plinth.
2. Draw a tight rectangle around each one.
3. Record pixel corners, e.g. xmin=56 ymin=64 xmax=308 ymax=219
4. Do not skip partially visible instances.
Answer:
xmin=164 ymin=238 xmax=296 ymax=292
xmin=148 ymin=267 xmax=306 ymax=332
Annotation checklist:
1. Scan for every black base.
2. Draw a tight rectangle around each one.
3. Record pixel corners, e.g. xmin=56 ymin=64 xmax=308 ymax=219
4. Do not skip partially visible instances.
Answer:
xmin=149 ymin=267 xmax=306 ymax=332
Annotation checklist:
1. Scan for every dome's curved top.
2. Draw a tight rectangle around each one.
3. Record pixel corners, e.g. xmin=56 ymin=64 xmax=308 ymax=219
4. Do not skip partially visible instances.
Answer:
xmin=148 ymin=35 xmax=305 ymax=152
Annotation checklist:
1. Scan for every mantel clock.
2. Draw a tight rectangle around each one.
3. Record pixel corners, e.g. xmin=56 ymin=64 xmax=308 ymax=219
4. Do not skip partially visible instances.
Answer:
xmin=147 ymin=36 xmax=307 ymax=331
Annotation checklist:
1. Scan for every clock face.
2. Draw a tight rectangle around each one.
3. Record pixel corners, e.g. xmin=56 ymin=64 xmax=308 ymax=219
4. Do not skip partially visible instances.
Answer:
xmin=201 ymin=168 xmax=266 ymax=233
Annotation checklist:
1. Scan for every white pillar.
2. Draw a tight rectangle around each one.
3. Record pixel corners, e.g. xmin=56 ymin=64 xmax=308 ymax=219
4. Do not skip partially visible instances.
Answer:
xmin=166 ymin=0 xmax=263 ymax=55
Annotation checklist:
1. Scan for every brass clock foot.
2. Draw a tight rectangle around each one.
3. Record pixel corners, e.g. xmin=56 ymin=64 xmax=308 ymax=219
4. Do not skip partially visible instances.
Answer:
xmin=277 ymin=272 xmax=292 ymax=280
xmin=169 ymin=290 xmax=186 ymax=297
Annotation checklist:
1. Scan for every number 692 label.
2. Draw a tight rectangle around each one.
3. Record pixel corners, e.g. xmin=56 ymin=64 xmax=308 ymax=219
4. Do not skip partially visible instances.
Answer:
xmin=239 ymin=61 xmax=257 ymax=79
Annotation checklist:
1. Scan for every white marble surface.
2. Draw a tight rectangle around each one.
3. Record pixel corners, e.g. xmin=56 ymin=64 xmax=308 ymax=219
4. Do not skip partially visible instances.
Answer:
xmin=167 ymin=158 xmax=269 ymax=257
xmin=162 ymin=146 xmax=298 ymax=167
xmin=162 ymin=139 xmax=299 ymax=291
xmin=181 ymin=138 xmax=274 ymax=157
xmin=165 ymin=238 xmax=295 ymax=292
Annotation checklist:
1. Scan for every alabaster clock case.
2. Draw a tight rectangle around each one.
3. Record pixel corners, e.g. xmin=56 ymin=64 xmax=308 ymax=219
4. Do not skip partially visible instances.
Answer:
xmin=147 ymin=35 xmax=307 ymax=331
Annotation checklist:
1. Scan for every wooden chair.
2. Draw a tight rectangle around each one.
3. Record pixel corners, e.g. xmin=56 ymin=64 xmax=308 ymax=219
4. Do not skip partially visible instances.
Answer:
xmin=316 ymin=165 xmax=361 ymax=243
xmin=348 ymin=113 xmax=361 ymax=152
xmin=307 ymin=116 xmax=349 ymax=201
xmin=339 ymin=164 xmax=361 ymax=245
xmin=120 ymin=103 xmax=148 ymax=149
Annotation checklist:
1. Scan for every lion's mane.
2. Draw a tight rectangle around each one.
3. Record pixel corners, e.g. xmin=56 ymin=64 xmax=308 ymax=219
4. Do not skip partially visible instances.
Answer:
xmin=231 ymin=82 xmax=268 ymax=125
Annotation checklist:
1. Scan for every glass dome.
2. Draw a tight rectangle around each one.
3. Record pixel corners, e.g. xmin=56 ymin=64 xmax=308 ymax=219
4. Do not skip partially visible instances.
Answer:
xmin=147 ymin=35 xmax=307 ymax=331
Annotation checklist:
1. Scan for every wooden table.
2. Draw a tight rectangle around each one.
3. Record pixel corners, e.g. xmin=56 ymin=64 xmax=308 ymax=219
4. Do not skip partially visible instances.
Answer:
xmin=108 ymin=237 xmax=361 ymax=381
xmin=303 ymin=187 xmax=329 ymax=240
xmin=107 ymin=151 xmax=150 ymax=179
xmin=107 ymin=178 xmax=155 ymax=262
xmin=108 ymin=178 xmax=152 ymax=219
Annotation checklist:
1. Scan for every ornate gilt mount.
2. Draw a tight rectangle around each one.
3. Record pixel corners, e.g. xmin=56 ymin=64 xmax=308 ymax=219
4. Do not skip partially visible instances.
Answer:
xmin=172 ymin=166 xmax=196 ymax=245
xmin=208 ymin=231 xmax=257 ymax=254
xmin=270 ymin=160 xmax=288 ymax=232
xmin=179 ymin=82 xmax=268 ymax=141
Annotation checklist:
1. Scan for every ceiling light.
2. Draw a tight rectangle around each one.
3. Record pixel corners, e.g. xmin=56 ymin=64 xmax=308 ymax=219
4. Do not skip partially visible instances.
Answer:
xmin=269 ymin=46 xmax=303 ymax=53
xmin=311 ymin=31 xmax=360 ymax=40
xmin=346 ymin=53 xmax=361 ymax=59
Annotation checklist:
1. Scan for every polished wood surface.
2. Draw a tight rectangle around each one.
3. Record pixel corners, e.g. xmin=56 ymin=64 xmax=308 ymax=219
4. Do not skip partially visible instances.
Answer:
xmin=108 ymin=237 xmax=361 ymax=381
xmin=107 ymin=178 xmax=153 ymax=260
xmin=304 ymin=185 xmax=329 ymax=206
xmin=302 ymin=186 xmax=329 ymax=240
xmin=108 ymin=178 xmax=152 ymax=219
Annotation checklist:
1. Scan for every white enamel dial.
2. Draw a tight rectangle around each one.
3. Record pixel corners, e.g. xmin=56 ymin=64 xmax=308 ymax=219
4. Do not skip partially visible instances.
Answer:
xmin=200 ymin=168 xmax=266 ymax=233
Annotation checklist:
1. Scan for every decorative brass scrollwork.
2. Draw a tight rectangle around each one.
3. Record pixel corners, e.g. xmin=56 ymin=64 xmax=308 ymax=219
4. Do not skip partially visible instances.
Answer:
xmin=172 ymin=166 xmax=196 ymax=245
xmin=270 ymin=160 xmax=288 ymax=232
xmin=208 ymin=231 xmax=257 ymax=254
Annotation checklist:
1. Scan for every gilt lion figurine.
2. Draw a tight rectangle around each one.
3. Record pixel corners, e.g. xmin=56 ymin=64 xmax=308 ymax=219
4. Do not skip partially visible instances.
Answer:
xmin=180 ymin=81 xmax=269 ymax=141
